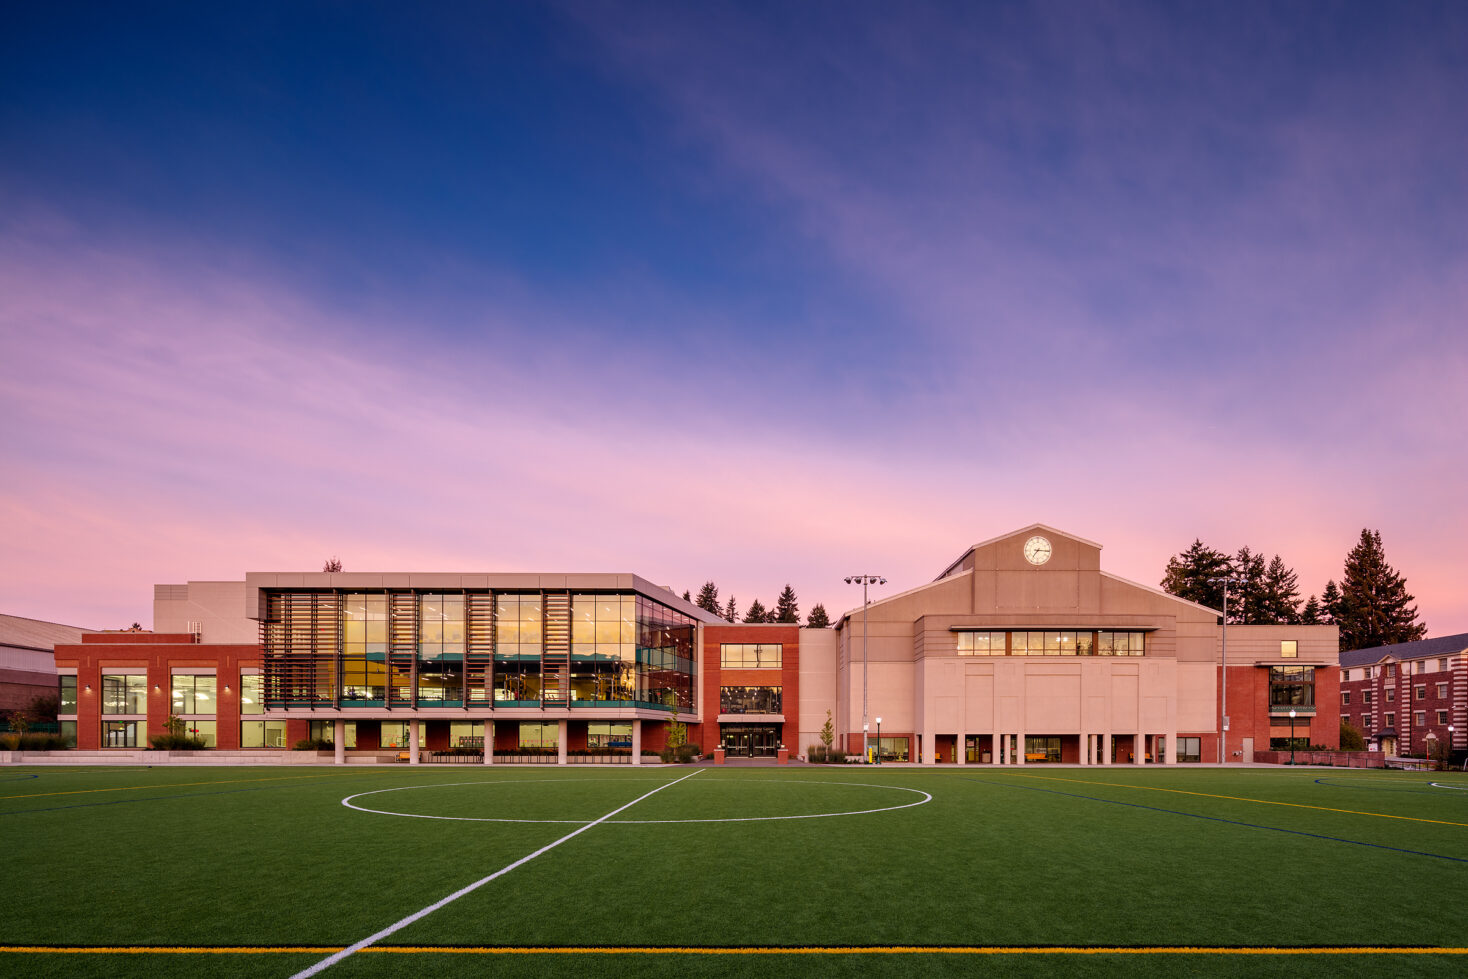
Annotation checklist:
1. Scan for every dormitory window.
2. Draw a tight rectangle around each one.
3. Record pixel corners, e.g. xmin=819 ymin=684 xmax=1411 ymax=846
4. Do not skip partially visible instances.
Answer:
xmin=1416 ymin=686 xmax=1426 ymax=700
xmin=1386 ymin=688 xmax=1395 ymax=702
xmin=1437 ymin=683 xmax=1449 ymax=699
xmin=1385 ymin=712 xmax=1395 ymax=728
xmin=1386 ymin=664 xmax=1396 ymax=677
xmin=1363 ymin=690 xmax=1373 ymax=705
xmin=1438 ymin=710 xmax=1450 ymax=725
xmin=1361 ymin=716 xmax=1373 ymax=731
xmin=1414 ymin=711 xmax=1426 ymax=726
xmin=1341 ymin=691 xmax=1350 ymax=705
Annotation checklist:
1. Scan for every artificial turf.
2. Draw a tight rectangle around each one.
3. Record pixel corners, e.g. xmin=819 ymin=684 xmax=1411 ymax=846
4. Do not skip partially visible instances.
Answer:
xmin=2 ymin=764 xmax=1466 ymax=977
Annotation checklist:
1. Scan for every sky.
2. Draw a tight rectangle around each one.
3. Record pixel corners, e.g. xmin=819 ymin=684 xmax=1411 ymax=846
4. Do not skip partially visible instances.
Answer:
xmin=2 ymin=1 xmax=1465 ymax=633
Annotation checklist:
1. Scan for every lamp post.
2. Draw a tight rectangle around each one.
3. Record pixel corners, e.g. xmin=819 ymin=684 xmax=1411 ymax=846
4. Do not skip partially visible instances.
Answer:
xmin=875 ymin=716 xmax=882 ymax=764
xmin=1289 ymin=708 xmax=1296 ymax=765
xmin=1215 ymin=577 xmax=1241 ymax=764
xmin=863 ymin=723 xmax=869 ymax=764
xmin=845 ymin=574 xmax=886 ymax=764
xmin=1425 ymin=732 xmax=1437 ymax=772
xmin=1451 ymin=725 xmax=1457 ymax=772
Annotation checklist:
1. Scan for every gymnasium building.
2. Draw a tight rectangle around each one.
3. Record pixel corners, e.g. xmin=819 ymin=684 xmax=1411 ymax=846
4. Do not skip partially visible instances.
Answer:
xmin=48 ymin=524 xmax=1337 ymax=764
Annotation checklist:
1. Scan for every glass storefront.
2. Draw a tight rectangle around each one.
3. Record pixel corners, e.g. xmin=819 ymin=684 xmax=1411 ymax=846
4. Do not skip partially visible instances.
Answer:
xmin=721 ymin=724 xmax=780 ymax=757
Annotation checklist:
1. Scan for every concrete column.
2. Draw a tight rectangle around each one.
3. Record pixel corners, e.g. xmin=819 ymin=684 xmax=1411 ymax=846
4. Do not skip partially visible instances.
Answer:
xmin=957 ymin=734 xmax=967 ymax=766
xmin=1080 ymin=734 xmax=1089 ymax=766
xmin=483 ymin=720 xmax=494 ymax=765
xmin=991 ymin=734 xmax=1001 ymax=765
xmin=334 ymin=719 xmax=345 ymax=766
xmin=922 ymin=731 xmax=936 ymax=765
xmin=1165 ymin=732 xmax=1177 ymax=765
xmin=1134 ymin=734 xmax=1146 ymax=765
xmin=631 ymin=719 xmax=642 ymax=766
xmin=1103 ymin=732 xmax=1112 ymax=765
xmin=409 ymin=719 xmax=420 ymax=765
xmin=557 ymin=719 xmax=568 ymax=766
xmin=1016 ymin=731 xmax=1026 ymax=765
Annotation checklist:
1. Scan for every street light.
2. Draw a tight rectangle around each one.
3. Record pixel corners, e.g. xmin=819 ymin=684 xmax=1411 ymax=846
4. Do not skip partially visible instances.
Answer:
xmin=1289 ymin=708 xmax=1297 ymax=765
xmin=875 ymin=716 xmax=882 ymax=764
xmin=845 ymin=574 xmax=886 ymax=764
xmin=1214 ymin=577 xmax=1241 ymax=764
xmin=1451 ymin=725 xmax=1458 ymax=772
xmin=863 ymin=723 xmax=869 ymax=764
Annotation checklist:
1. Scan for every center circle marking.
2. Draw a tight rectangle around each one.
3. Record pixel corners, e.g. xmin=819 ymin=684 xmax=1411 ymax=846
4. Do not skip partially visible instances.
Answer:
xmin=342 ymin=777 xmax=932 ymax=824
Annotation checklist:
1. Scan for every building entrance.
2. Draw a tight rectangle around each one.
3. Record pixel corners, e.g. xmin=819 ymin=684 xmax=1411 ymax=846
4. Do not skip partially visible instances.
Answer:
xmin=721 ymin=724 xmax=780 ymax=757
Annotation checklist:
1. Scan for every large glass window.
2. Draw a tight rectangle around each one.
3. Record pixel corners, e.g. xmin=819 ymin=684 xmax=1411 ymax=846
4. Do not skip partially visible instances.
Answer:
xmin=1178 ymin=737 xmax=1201 ymax=763
xmin=1097 ymin=632 xmax=1144 ymax=656
xmin=59 ymin=720 xmax=76 ymax=748
xmin=639 ymin=596 xmax=696 ymax=710
xmin=179 ymin=720 xmax=216 ymax=747
xmin=877 ymin=737 xmax=909 ymax=762
xmin=587 ymin=721 xmax=632 ymax=749
xmin=418 ymin=594 xmax=465 ymax=704
xmin=241 ymin=720 xmax=288 ymax=748
xmin=380 ymin=721 xmax=410 ymax=749
xmin=449 ymin=721 xmax=483 ymax=749
xmin=519 ymin=721 xmax=558 ymax=749
xmin=720 ymin=686 xmax=783 ymax=714
xmin=495 ymin=593 xmax=543 ymax=703
xmin=570 ymin=594 xmax=637 ymax=704
xmin=240 ymin=675 xmax=264 ymax=715
xmin=720 ymin=644 xmax=783 ymax=669
xmin=103 ymin=720 xmax=139 ymax=747
xmin=1269 ymin=666 xmax=1315 ymax=708
xmin=102 ymin=674 xmax=146 ymax=714
xmin=1024 ymin=736 xmax=1062 ymax=763
xmin=171 ymin=675 xmax=216 ymax=715
xmin=58 ymin=675 xmax=77 ymax=714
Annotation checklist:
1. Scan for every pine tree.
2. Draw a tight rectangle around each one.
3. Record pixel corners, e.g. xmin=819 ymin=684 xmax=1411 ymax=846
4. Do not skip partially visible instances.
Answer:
xmin=774 ymin=585 xmax=799 ymax=623
xmin=1231 ymin=547 xmax=1268 ymax=624
xmin=682 ymin=590 xmax=691 ymax=602
xmin=743 ymin=599 xmax=768 ymax=623
xmin=1335 ymin=529 xmax=1427 ymax=652
xmin=1320 ymin=580 xmax=1343 ymax=624
xmin=1260 ymin=555 xmax=1302 ymax=624
xmin=724 ymin=596 xmax=737 ymax=623
xmin=1300 ymin=595 xmax=1323 ymax=625
xmin=1160 ymin=540 xmax=1232 ymax=610
xmin=806 ymin=603 xmax=831 ymax=629
xmin=323 ymin=557 xmax=343 ymax=573
xmin=695 ymin=581 xmax=722 ymax=616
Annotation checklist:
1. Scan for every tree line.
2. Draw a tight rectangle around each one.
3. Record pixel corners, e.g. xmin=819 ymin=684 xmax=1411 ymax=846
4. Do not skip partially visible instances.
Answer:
xmin=1160 ymin=529 xmax=1426 ymax=652
xmin=680 ymin=581 xmax=831 ymax=628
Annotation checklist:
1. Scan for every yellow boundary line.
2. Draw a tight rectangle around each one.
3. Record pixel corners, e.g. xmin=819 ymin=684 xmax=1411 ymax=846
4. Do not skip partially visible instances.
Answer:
xmin=999 ymin=772 xmax=1468 ymax=828
xmin=3 ymin=945 xmax=1466 ymax=956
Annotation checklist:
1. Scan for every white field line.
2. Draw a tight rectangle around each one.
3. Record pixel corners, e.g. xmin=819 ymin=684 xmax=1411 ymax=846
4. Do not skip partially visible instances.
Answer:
xmin=290 ymin=769 xmax=704 ymax=978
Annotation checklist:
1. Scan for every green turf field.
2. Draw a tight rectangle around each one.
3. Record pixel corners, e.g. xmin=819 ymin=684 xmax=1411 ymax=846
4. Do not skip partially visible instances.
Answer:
xmin=2 ymin=763 xmax=1466 ymax=977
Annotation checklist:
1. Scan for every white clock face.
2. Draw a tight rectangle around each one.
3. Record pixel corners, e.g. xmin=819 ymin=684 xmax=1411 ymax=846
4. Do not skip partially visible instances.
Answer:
xmin=1023 ymin=535 xmax=1052 ymax=566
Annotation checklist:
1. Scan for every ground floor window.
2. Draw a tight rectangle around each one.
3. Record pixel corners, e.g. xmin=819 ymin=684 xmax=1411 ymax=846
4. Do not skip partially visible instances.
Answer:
xmin=241 ymin=720 xmax=289 ymax=748
xmin=877 ymin=736 xmax=909 ymax=763
xmin=587 ymin=721 xmax=632 ymax=749
xmin=964 ymin=735 xmax=994 ymax=763
xmin=179 ymin=720 xmax=216 ymax=747
xmin=449 ymin=720 xmax=483 ymax=749
xmin=103 ymin=721 xmax=139 ymax=747
xmin=1024 ymin=736 xmax=1061 ymax=763
xmin=519 ymin=721 xmax=558 ymax=749
xmin=381 ymin=721 xmax=410 ymax=749
xmin=1269 ymin=736 xmax=1309 ymax=751
xmin=1178 ymin=737 xmax=1201 ymax=763
xmin=58 ymin=720 xmax=77 ymax=748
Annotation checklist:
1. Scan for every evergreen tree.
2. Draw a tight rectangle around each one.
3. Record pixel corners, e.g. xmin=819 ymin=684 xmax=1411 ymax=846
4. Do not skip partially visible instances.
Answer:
xmin=682 ymin=590 xmax=691 ymax=602
xmin=743 ymin=599 xmax=768 ymax=623
xmin=1231 ymin=547 xmax=1268 ymax=624
xmin=806 ymin=603 xmax=831 ymax=629
xmin=695 ymin=581 xmax=722 ymax=616
xmin=1300 ymin=595 xmax=1323 ymax=625
xmin=1260 ymin=554 xmax=1302 ymax=624
xmin=1335 ymin=529 xmax=1427 ymax=652
xmin=1320 ymin=580 xmax=1343 ymax=624
xmin=1160 ymin=540 xmax=1232 ymax=610
xmin=724 ymin=596 xmax=737 ymax=622
xmin=774 ymin=585 xmax=799 ymax=623
xmin=323 ymin=557 xmax=343 ymax=573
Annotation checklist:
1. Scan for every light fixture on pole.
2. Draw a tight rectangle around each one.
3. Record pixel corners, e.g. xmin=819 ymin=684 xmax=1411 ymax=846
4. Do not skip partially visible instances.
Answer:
xmin=875 ymin=716 xmax=882 ymax=764
xmin=1214 ymin=577 xmax=1241 ymax=764
xmin=863 ymin=723 xmax=869 ymax=763
xmin=1288 ymin=708 xmax=1297 ymax=765
xmin=845 ymin=574 xmax=886 ymax=763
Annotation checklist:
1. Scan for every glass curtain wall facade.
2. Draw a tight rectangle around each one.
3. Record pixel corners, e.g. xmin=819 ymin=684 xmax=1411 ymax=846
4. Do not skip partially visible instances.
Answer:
xmin=261 ymin=589 xmax=697 ymax=711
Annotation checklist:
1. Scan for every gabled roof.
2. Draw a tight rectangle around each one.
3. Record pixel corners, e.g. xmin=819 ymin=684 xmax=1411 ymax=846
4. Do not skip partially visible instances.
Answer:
xmin=1339 ymin=632 xmax=1468 ymax=668
xmin=0 ymin=613 xmax=93 ymax=651
xmin=936 ymin=523 xmax=1102 ymax=581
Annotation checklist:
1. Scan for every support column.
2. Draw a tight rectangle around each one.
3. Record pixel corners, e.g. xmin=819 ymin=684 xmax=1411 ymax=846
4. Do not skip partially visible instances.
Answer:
xmin=1134 ymin=734 xmax=1146 ymax=765
xmin=1166 ymin=732 xmax=1177 ymax=765
xmin=557 ymin=719 xmax=568 ymax=766
xmin=922 ymin=731 xmax=936 ymax=765
xmin=992 ymin=734 xmax=1002 ymax=765
xmin=409 ymin=719 xmax=420 ymax=765
xmin=1080 ymin=734 xmax=1090 ymax=766
xmin=1103 ymin=732 xmax=1112 ymax=765
xmin=957 ymin=734 xmax=967 ymax=766
xmin=631 ymin=719 xmax=642 ymax=766
xmin=1016 ymin=731 xmax=1026 ymax=765
xmin=483 ymin=720 xmax=494 ymax=765
xmin=334 ymin=719 xmax=345 ymax=766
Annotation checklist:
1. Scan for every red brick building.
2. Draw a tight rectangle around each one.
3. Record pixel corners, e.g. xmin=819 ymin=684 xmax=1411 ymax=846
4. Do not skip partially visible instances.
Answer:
xmin=1338 ymin=633 xmax=1467 ymax=758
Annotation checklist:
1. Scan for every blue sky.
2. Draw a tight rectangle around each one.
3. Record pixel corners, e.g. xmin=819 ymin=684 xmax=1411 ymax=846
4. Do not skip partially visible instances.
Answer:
xmin=2 ymin=2 xmax=1465 ymax=631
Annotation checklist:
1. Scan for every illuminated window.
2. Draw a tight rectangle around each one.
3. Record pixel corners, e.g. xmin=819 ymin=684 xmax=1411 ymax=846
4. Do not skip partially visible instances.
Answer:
xmin=171 ymin=675 xmax=216 ymax=715
xmin=720 ymin=643 xmax=782 ymax=669
xmin=1281 ymin=640 xmax=1298 ymax=658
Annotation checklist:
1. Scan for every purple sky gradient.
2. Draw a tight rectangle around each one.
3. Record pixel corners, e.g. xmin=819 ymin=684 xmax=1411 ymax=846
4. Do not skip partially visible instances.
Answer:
xmin=1 ymin=3 xmax=1464 ymax=634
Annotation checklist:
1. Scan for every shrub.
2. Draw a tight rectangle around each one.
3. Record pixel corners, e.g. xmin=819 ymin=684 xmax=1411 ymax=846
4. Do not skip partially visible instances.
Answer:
xmin=1339 ymin=720 xmax=1365 ymax=751
xmin=150 ymin=733 xmax=208 ymax=750
xmin=292 ymin=738 xmax=334 ymax=751
xmin=808 ymin=744 xmax=828 ymax=764
xmin=661 ymin=743 xmax=702 ymax=764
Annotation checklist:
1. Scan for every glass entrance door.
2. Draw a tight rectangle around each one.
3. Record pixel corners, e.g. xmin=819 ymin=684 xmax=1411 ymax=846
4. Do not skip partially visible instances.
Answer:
xmin=721 ymin=724 xmax=780 ymax=757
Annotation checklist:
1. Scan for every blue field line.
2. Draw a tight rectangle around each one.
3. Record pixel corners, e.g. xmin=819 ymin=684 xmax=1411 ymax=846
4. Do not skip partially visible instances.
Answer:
xmin=963 ymin=777 xmax=1468 ymax=864
xmin=0 ymin=785 xmax=274 ymax=816
xmin=0 ymin=773 xmax=40 ymax=783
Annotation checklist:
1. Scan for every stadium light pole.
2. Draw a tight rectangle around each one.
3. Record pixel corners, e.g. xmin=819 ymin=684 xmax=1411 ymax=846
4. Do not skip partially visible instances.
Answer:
xmin=845 ymin=575 xmax=886 ymax=763
xmin=1214 ymin=577 xmax=1241 ymax=764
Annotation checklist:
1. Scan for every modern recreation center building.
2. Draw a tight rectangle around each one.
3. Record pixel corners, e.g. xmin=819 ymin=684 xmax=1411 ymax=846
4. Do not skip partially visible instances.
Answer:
xmin=50 ymin=524 xmax=1338 ymax=765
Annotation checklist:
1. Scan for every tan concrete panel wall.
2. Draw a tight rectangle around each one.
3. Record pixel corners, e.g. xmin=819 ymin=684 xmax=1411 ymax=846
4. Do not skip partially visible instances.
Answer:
xmin=1024 ymin=671 xmax=1083 ymax=729
xmin=1176 ymin=662 xmax=1218 ymax=730
xmin=993 ymin=570 xmax=1081 ymax=610
xmin=797 ymin=629 xmax=838 ymax=751
xmin=868 ymin=662 xmax=916 ymax=731
xmin=964 ymin=672 xmax=995 ymax=727
xmin=154 ymin=581 xmax=255 ymax=644
xmin=1222 ymin=624 xmax=1338 ymax=662
xmin=1109 ymin=671 xmax=1139 ymax=727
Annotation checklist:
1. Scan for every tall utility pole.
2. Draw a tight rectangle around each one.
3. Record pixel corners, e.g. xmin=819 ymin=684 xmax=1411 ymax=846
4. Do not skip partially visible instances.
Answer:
xmin=1217 ymin=577 xmax=1240 ymax=764
xmin=845 ymin=574 xmax=886 ymax=761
